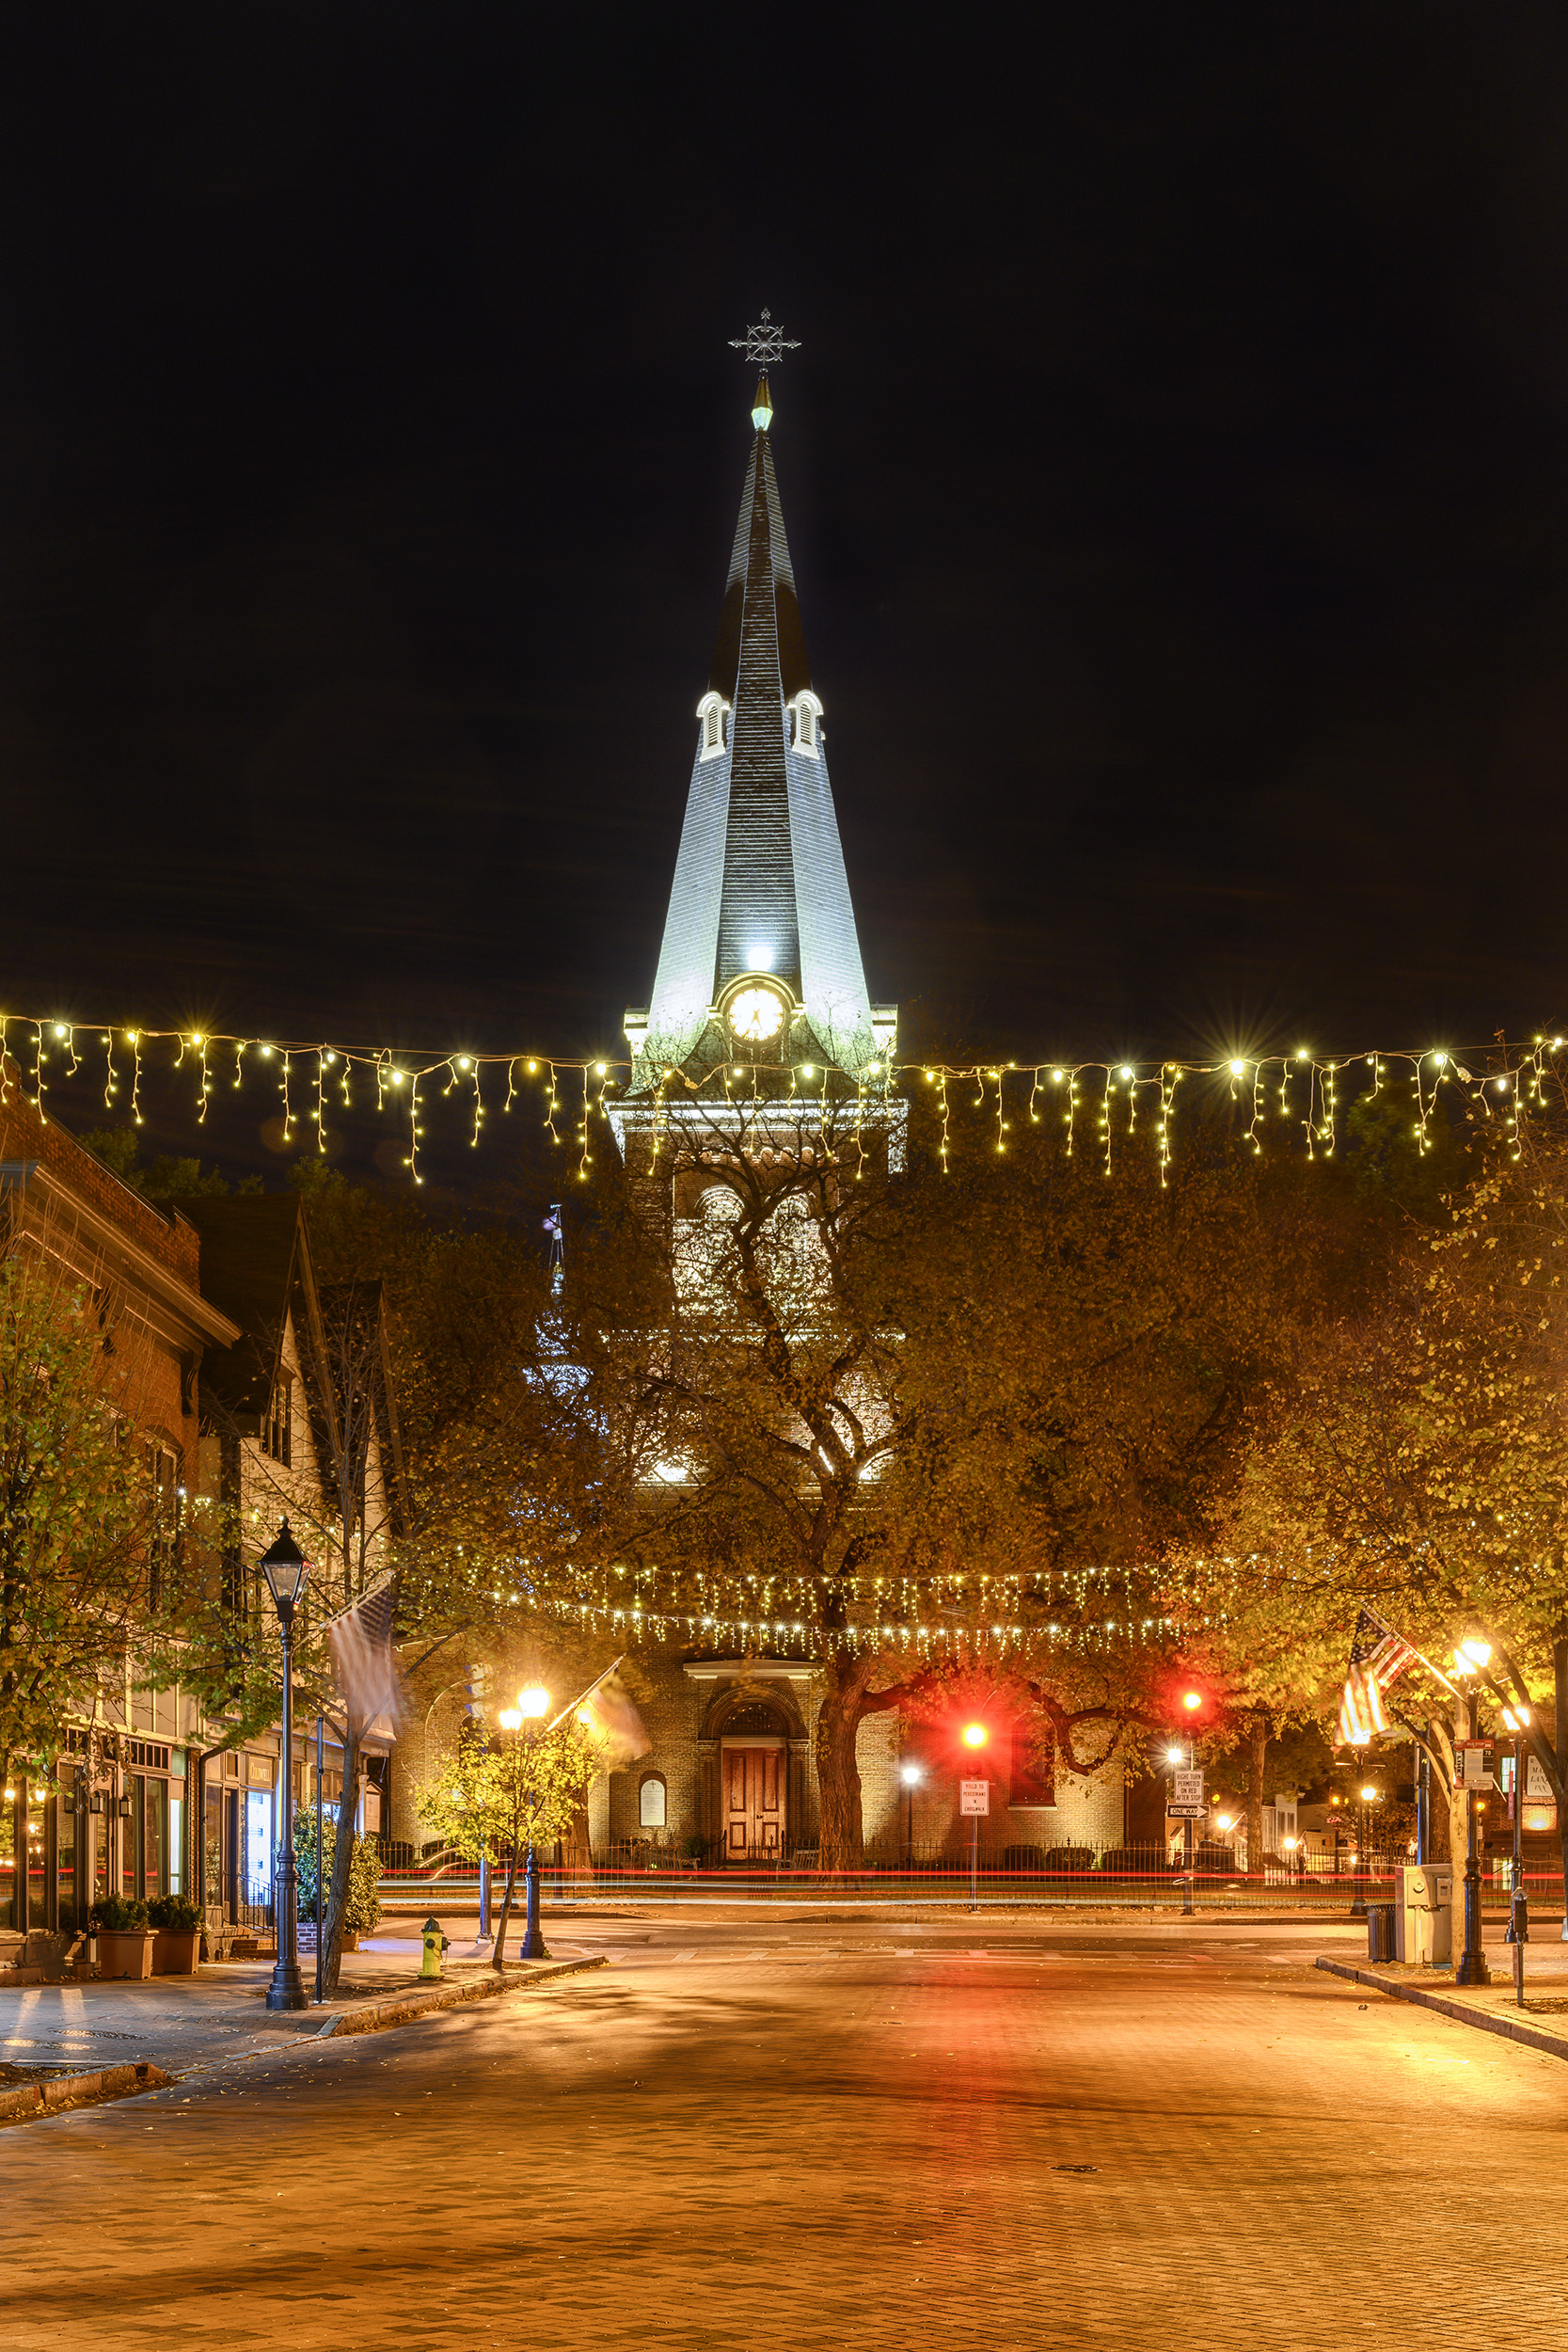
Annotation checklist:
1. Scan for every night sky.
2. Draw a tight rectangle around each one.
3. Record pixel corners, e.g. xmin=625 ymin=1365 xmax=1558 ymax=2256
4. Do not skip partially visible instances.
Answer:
xmin=4 ymin=9 xmax=1568 ymax=1169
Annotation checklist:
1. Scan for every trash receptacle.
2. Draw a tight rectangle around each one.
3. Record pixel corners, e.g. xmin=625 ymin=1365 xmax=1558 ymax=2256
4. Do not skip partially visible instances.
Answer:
xmin=1368 ymin=1900 xmax=1396 ymax=1963
xmin=1403 ymin=1865 xmax=1453 ymax=1965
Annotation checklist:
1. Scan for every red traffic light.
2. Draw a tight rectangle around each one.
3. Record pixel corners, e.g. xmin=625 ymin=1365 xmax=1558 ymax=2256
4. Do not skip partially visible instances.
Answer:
xmin=961 ymin=1723 xmax=989 ymax=1749
xmin=1181 ymin=1690 xmax=1203 ymax=1714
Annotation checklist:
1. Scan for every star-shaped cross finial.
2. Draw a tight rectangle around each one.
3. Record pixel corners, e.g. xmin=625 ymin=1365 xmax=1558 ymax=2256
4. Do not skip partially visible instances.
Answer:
xmin=728 ymin=307 xmax=800 ymax=366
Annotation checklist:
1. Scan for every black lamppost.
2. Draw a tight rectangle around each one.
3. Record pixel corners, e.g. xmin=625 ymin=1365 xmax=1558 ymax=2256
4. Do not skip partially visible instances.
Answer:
xmin=261 ymin=1520 xmax=309 ymax=2013
xmin=1503 ymin=1703 xmax=1530 ymax=2009
xmin=515 ymin=1683 xmax=550 ymax=1961
xmin=900 ymin=1760 xmax=922 ymax=1871
xmin=1353 ymin=1782 xmax=1383 ymax=1921
xmin=1454 ymin=1644 xmax=1493 ymax=1988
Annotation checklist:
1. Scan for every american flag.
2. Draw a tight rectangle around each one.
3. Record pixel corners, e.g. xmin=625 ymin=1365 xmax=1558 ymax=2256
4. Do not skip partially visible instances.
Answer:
xmin=1338 ymin=1607 xmax=1418 ymax=1746
xmin=1348 ymin=1607 xmax=1418 ymax=1685
xmin=1335 ymin=1599 xmax=1419 ymax=1750
xmin=559 ymin=1660 xmax=651 ymax=1766
xmin=325 ymin=1578 xmax=404 ymax=1736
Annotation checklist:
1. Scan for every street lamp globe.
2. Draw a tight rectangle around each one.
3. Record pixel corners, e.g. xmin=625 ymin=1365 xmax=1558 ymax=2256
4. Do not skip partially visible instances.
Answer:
xmin=1165 ymin=1746 xmax=1184 ymax=1765
xmin=517 ymin=1685 xmax=550 ymax=1720
xmin=900 ymin=1763 xmax=922 ymax=1786
xmin=498 ymin=1709 xmax=523 ymax=1731
xmin=1360 ymin=1785 xmax=1380 ymax=1803
xmin=259 ymin=1518 xmax=308 ymax=1619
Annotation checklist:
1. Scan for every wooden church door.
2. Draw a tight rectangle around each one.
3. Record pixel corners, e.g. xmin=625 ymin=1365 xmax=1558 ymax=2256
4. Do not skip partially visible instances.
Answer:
xmin=723 ymin=1746 xmax=784 ymax=1859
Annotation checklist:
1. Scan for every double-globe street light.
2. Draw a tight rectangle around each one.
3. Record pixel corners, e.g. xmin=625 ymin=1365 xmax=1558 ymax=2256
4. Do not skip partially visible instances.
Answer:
xmin=497 ymin=1682 xmax=551 ymax=1960
xmin=260 ymin=1519 xmax=309 ymax=2014
xmin=1349 ymin=1783 xmax=1382 ymax=1921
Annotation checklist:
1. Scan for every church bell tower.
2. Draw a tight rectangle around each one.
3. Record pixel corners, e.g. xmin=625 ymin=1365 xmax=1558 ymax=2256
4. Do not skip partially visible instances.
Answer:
xmin=622 ymin=314 xmax=895 ymax=1095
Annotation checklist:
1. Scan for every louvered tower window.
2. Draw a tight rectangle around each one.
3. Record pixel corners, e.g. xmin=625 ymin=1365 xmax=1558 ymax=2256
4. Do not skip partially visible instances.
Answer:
xmin=788 ymin=689 xmax=823 ymax=759
xmin=696 ymin=691 xmax=730 ymax=761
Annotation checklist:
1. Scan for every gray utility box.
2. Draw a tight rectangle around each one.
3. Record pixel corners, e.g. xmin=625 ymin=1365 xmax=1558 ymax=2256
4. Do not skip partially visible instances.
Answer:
xmin=1395 ymin=1864 xmax=1453 ymax=1965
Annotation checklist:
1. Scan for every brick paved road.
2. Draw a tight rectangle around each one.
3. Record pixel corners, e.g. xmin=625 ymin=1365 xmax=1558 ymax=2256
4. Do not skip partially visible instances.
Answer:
xmin=6 ymin=1918 xmax=1565 ymax=2352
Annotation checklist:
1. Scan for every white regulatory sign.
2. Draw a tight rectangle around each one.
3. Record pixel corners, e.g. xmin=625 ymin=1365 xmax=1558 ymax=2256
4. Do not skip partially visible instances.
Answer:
xmin=1172 ymin=1769 xmax=1204 ymax=1807
xmin=959 ymin=1779 xmax=990 ymax=1816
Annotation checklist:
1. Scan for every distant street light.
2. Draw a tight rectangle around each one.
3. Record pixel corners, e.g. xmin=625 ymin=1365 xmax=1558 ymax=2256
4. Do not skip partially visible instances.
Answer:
xmin=260 ymin=1520 xmax=309 ymax=2014
xmin=900 ymin=1760 xmax=922 ymax=1869
xmin=1351 ymin=1784 xmax=1383 ymax=1921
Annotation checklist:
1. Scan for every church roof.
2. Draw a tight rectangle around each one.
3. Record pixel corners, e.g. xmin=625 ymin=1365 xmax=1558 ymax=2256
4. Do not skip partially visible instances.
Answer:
xmin=629 ymin=365 xmax=889 ymax=1086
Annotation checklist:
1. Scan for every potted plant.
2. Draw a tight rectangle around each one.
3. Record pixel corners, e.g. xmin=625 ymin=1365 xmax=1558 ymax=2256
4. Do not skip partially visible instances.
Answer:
xmin=91 ymin=1896 xmax=153 ymax=1979
xmin=147 ymin=1894 xmax=204 ymax=1976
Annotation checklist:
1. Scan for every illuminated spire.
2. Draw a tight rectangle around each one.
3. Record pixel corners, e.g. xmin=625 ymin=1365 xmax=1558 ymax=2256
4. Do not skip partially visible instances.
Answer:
xmin=628 ymin=340 xmax=885 ymax=1086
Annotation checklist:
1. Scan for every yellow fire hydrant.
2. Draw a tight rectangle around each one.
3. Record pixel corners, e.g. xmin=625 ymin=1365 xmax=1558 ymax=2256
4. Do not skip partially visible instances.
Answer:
xmin=420 ymin=1916 xmax=450 ymax=1981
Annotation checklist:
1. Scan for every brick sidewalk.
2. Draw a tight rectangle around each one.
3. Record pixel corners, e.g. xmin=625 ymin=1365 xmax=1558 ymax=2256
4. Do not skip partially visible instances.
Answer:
xmin=7 ymin=1931 xmax=1567 ymax=2351
xmin=0 ymin=1928 xmax=592 ymax=2081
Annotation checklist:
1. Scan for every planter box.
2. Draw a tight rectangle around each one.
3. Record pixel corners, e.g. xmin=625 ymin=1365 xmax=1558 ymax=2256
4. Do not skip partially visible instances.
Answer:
xmin=98 ymin=1929 xmax=154 ymax=1981
xmin=150 ymin=1930 xmax=201 ymax=1977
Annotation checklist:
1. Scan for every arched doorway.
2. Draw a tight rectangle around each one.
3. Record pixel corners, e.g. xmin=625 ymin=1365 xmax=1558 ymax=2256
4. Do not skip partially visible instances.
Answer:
xmin=716 ymin=1697 xmax=790 ymax=1861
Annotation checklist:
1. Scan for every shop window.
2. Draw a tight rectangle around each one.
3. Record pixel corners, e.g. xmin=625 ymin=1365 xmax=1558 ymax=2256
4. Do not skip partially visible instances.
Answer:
xmin=640 ymin=1774 xmax=667 ymax=1829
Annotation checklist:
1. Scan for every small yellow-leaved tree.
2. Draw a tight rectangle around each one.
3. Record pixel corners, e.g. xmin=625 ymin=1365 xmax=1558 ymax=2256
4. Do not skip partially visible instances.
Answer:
xmin=419 ymin=1714 xmax=604 ymax=1969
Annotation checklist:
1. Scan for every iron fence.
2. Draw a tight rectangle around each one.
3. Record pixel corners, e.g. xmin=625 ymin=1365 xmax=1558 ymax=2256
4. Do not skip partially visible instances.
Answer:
xmin=374 ymin=1851 xmax=1568 ymax=1910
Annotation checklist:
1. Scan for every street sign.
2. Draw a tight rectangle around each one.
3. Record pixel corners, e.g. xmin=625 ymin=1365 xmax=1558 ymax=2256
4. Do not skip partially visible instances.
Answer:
xmin=1172 ymin=1769 xmax=1204 ymax=1807
xmin=1501 ymin=1755 xmax=1555 ymax=1803
xmin=959 ymin=1779 xmax=990 ymax=1816
xmin=1455 ymin=1740 xmax=1497 ymax=1790
xmin=1166 ymin=1804 xmax=1207 ymax=1820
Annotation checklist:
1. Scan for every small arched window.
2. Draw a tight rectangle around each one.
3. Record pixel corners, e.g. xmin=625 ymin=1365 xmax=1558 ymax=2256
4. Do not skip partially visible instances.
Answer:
xmin=788 ymin=690 xmax=824 ymax=760
xmin=696 ymin=691 xmax=730 ymax=761
xmin=639 ymin=1772 xmax=667 ymax=1829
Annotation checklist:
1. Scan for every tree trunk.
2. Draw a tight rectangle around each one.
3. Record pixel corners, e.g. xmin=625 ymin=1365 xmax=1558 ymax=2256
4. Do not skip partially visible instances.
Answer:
xmin=1448 ymin=1698 xmax=1470 ymax=1962
xmin=1246 ymin=1715 xmax=1267 ymax=1885
xmin=1554 ymin=1636 xmax=1568 ymax=1942
xmin=491 ymin=1843 xmax=522 ymax=1972
xmin=320 ymin=1714 xmax=363 ymax=1996
xmin=562 ymin=1798 xmax=594 ymax=1878
xmin=815 ymin=1654 xmax=870 ymax=1872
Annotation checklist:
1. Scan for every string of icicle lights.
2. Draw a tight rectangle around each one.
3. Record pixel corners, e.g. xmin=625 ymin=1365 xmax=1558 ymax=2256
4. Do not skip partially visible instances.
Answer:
xmin=529 ymin=1565 xmax=1175 ymax=1657
xmin=539 ymin=1599 xmax=1179 ymax=1658
xmin=2 ymin=1014 xmax=1561 ymax=1183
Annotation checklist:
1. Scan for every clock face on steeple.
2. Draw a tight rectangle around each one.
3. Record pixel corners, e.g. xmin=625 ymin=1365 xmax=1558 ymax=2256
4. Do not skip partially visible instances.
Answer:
xmin=728 ymin=983 xmax=786 ymax=1045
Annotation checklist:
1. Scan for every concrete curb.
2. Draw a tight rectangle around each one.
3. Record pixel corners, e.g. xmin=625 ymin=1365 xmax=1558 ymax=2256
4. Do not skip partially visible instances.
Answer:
xmin=0 ymin=2060 xmax=171 ymax=2126
xmin=1315 ymin=1957 xmax=1568 ymax=2062
xmin=315 ymin=1954 xmax=608 ymax=2039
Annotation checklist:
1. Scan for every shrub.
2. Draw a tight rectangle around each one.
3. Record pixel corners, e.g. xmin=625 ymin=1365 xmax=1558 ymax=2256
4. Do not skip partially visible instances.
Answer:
xmin=1041 ymin=1846 xmax=1097 ymax=1874
xmin=147 ymin=1894 xmax=204 ymax=1931
xmin=293 ymin=1812 xmax=383 ymax=1933
xmin=91 ymin=1896 xmax=149 ymax=1932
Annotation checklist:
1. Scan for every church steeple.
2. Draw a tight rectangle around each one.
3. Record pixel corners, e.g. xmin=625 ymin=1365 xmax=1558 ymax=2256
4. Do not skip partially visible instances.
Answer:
xmin=626 ymin=318 xmax=891 ymax=1087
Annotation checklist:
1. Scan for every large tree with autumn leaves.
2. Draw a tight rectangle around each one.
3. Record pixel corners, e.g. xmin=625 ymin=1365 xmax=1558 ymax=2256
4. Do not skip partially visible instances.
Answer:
xmin=544 ymin=1089 xmax=1356 ymax=1867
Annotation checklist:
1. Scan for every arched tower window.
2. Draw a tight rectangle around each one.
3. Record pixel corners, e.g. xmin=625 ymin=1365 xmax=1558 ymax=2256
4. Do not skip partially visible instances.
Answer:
xmin=696 ymin=691 xmax=731 ymax=761
xmin=639 ymin=1772 xmax=667 ymax=1829
xmin=788 ymin=689 xmax=824 ymax=759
